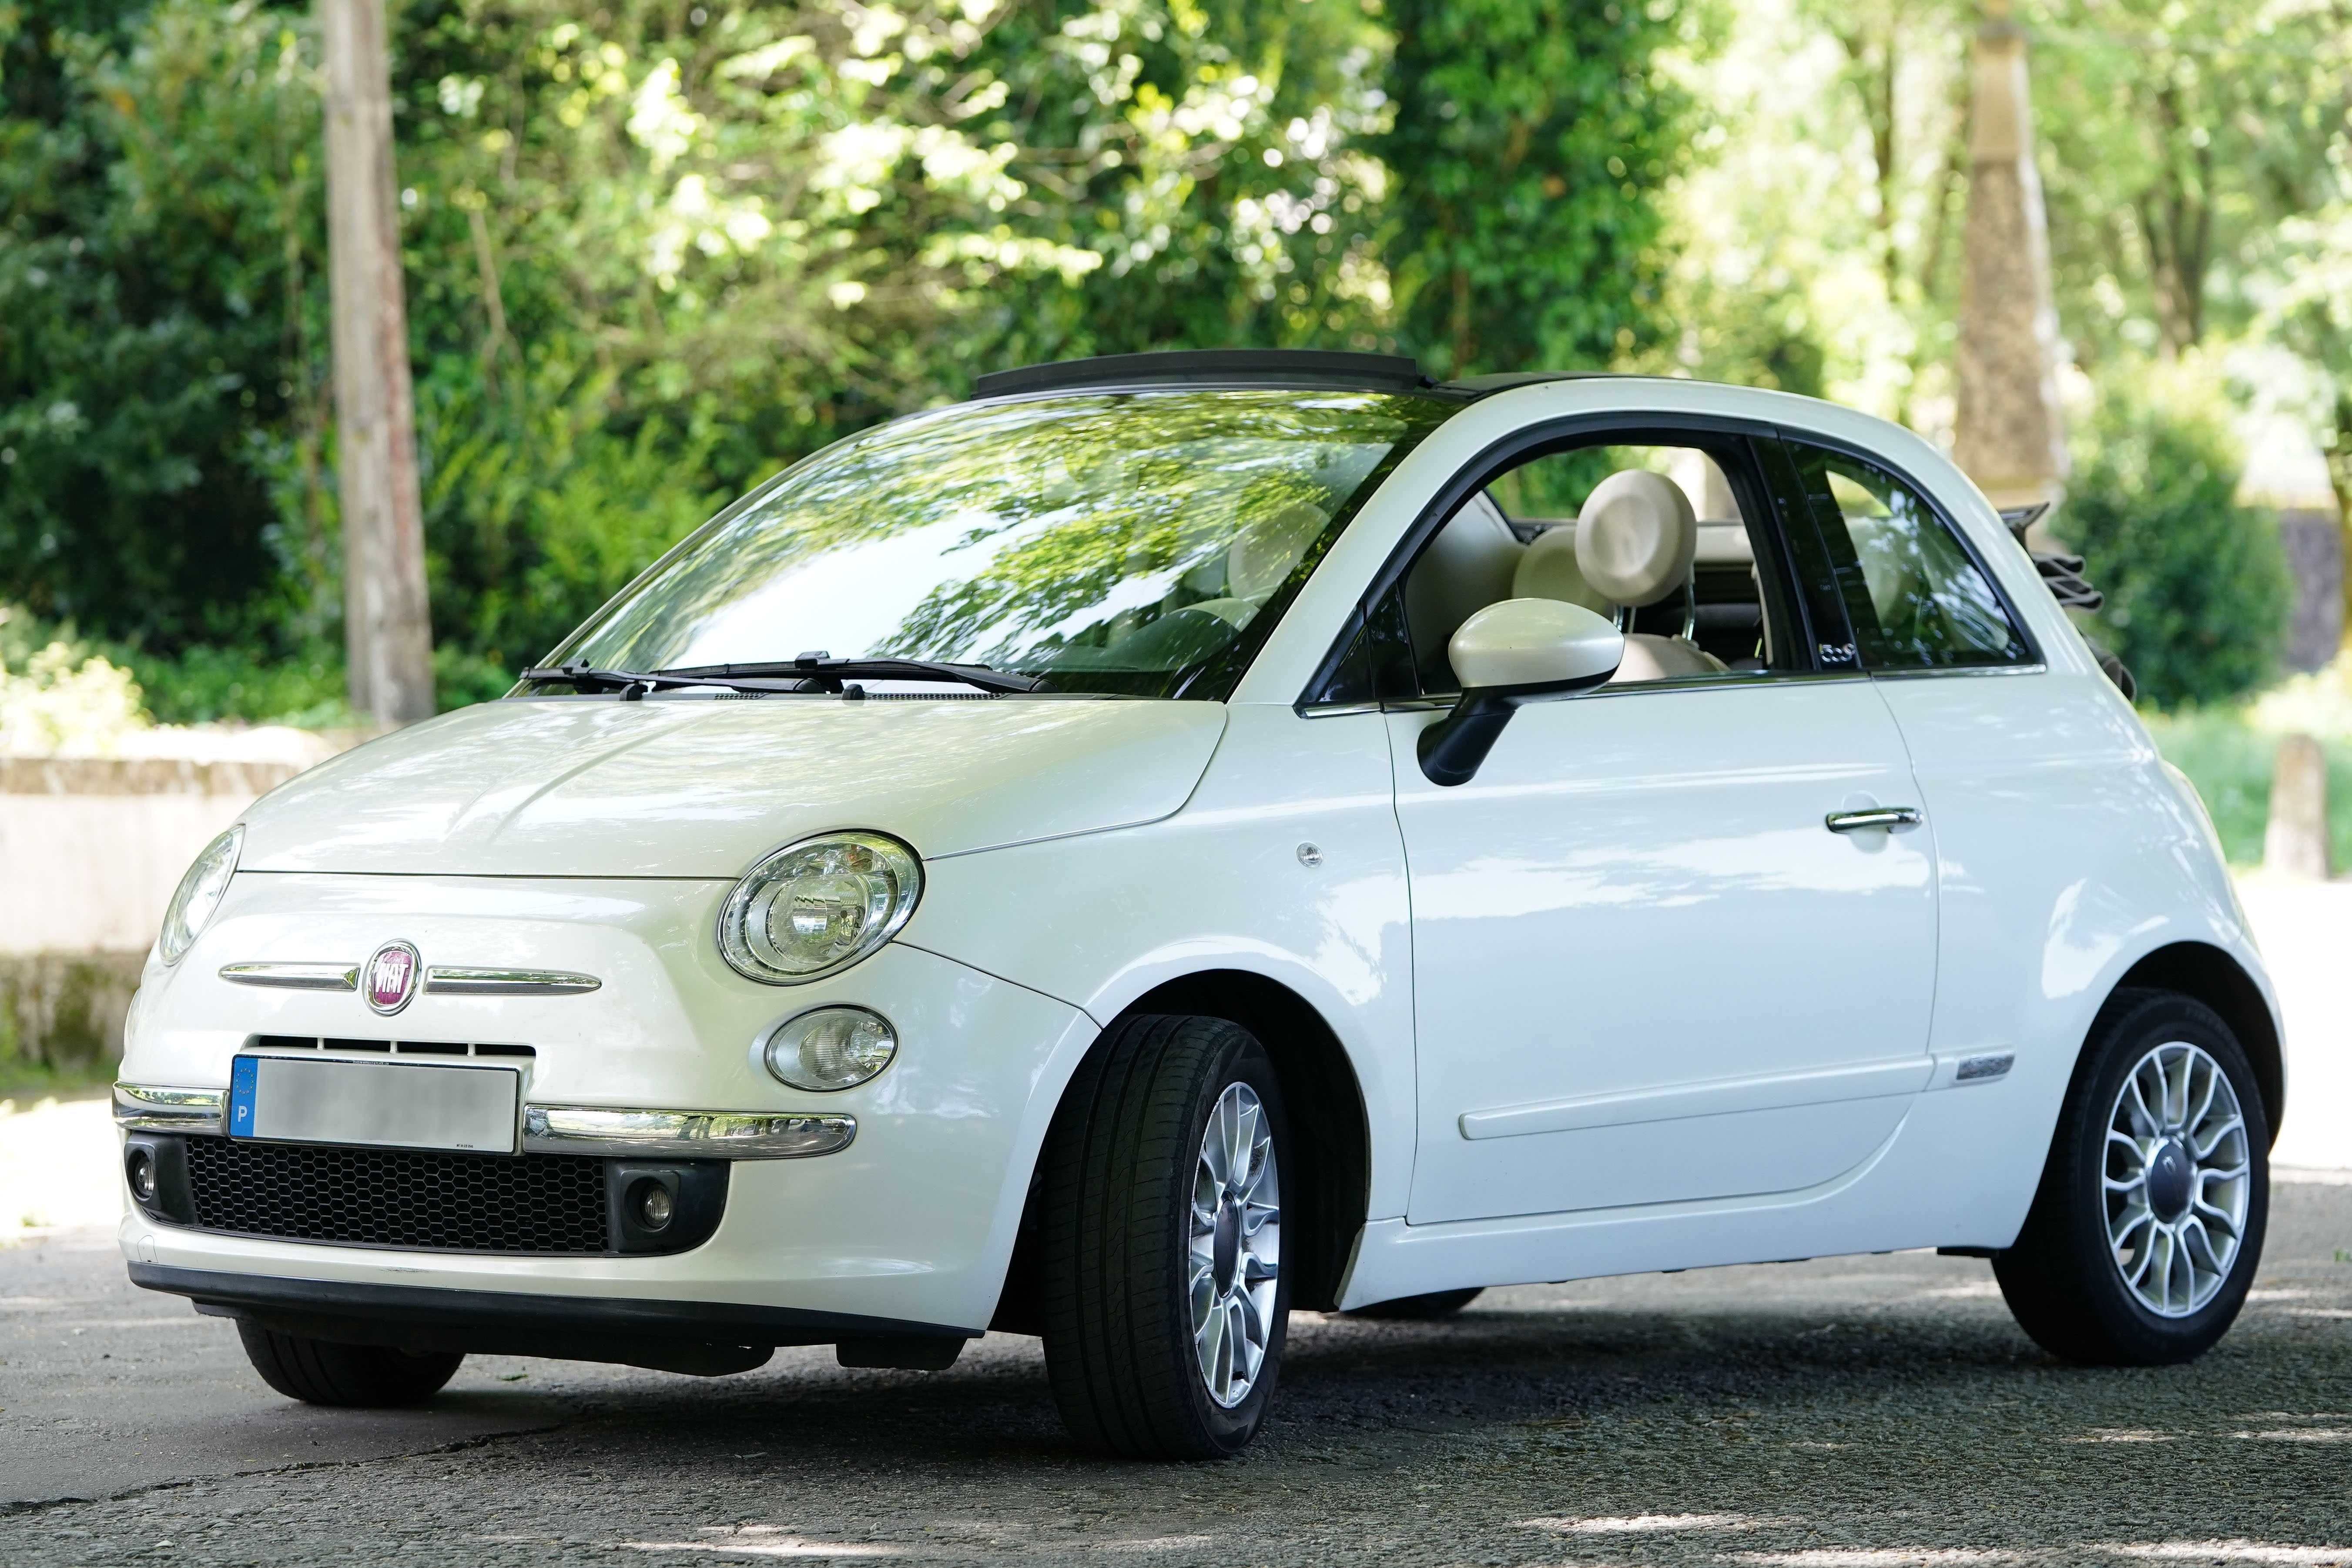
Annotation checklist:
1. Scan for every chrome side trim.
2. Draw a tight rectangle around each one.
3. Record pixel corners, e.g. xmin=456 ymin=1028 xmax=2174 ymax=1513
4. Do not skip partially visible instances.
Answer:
xmin=1870 ymin=663 xmax=2048 ymax=682
xmin=426 ymin=967 xmax=601 ymax=997
xmin=218 ymin=962 xmax=358 ymax=992
xmin=1927 ymin=1049 xmax=2019 ymax=1091
xmin=114 ymin=1083 xmax=226 ymax=1134
xmin=520 ymin=1106 xmax=855 ymax=1159
xmin=1460 ymin=1055 xmax=1933 ymax=1141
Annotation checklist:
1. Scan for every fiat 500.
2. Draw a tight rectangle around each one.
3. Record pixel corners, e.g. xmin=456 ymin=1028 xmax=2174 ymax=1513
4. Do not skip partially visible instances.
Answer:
xmin=116 ymin=351 xmax=2280 ymax=1458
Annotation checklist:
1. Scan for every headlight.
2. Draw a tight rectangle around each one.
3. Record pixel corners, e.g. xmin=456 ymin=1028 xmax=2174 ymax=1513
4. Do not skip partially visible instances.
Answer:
xmin=717 ymin=831 xmax=921 ymax=985
xmin=762 ymin=1005 xmax=899 ymax=1091
xmin=158 ymin=824 xmax=243 ymax=965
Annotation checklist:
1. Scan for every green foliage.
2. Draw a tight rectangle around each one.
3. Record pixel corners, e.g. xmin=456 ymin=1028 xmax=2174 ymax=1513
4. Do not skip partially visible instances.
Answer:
xmin=0 ymin=0 xmax=326 ymax=647
xmin=2065 ymin=377 xmax=2291 ymax=710
xmin=2143 ymin=710 xmax=2352 ymax=868
xmin=122 ymin=639 xmax=355 ymax=728
xmin=947 ymin=0 xmax=1396 ymax=362
xmin=0 ymin=612 xmax=147 ymax=751
xmin=3 ymin=0 xmax=1698 ymax=707
xmin=416 ymin=366 xmax=730 ymax=670
xmin=2032 ymin=0 xmax=2349 ymax=362
xmin=1377 ymin=0 xmax=1692 ymax=375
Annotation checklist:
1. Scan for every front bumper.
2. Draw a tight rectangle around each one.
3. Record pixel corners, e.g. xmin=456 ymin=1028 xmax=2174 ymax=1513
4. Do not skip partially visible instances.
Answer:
xmin=131 ymin=1263 xmax=971 ymax=1374
xmin=118 ymin=871 xmax=1098 ymax=1333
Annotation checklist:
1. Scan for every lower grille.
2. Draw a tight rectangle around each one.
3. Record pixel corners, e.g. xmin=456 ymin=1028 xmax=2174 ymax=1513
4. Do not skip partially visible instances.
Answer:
xmin=184 ymin=1135 xmax=610 ymax=1254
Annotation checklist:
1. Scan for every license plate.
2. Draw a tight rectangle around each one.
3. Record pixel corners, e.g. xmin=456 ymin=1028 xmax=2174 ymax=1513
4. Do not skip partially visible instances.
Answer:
xmin=228 ymin=1055 xmax=522 ymax=1154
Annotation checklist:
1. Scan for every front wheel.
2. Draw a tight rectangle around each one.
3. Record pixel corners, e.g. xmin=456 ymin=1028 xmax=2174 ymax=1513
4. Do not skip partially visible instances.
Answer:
xmin=1994 ymin=988 xmax=2269 ymax=1365
xmin=1040 ymin=1014 xmax=1291 ymax=1459
xmin=238 ymin=1322 xmax=464 ymax=1406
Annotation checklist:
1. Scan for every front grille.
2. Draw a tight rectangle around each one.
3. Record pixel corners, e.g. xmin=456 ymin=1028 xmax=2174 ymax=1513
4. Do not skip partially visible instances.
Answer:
xmin=250 ymin=1034 xmax=536 ymax=1059
xmin=184 ymin=1135 xmax=609 ymax=1254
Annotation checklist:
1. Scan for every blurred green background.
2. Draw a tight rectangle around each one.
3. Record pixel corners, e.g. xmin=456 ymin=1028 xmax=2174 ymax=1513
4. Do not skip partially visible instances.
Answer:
xmin=3 ymin=0 xmax=2350 ymax=854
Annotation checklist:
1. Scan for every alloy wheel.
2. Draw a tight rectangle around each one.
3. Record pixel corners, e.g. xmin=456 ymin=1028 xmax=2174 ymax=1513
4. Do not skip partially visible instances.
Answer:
xmin=2104 ymin=1040 xmax=2251 ymax=1317
xmin=1188 ymin=1081 xmax=1281 ymax=1407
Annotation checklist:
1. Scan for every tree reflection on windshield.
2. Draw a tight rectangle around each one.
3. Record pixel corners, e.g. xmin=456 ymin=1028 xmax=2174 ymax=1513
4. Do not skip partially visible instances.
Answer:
xmin=543 ymin=389 xmax=1452 ymax=698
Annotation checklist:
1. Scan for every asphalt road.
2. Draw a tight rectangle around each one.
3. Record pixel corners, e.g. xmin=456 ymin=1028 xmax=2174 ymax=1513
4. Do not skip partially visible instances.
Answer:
xmin=3 ymin=1180 xmax=2349 ymax=1567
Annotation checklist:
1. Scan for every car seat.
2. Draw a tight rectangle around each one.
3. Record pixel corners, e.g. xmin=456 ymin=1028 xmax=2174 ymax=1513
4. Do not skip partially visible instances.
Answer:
xmin=1532 ymin=469 xmax=1725 ymax=683
xmin=1404 ymin=493 xmax=1525 ymax=691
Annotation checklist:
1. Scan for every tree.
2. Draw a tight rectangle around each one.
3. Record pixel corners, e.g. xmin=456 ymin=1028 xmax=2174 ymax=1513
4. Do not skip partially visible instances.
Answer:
xmin=2068 ymin=376 xmax=2291 ymax=708
xmin=2031 ymin=0 xmax=2349 ymax=364
xmin=0 ymin=0 xmax=1708 ymax=709
xmin=2258 ymin=205 xmax=2352 ymax=649
xmin=0 ymin=0 xmax=326 ymax=648
xmin=1376 ymin=0 xmax=1693 ymax=377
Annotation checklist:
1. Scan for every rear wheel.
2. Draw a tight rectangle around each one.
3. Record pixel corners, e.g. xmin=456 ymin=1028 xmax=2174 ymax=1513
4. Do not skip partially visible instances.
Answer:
xmin=1040 ymin=1014 xmax=1290 ymax=1459
xmin=237 ymin=1322 xmax=464 ymax=1407
xmin=1347 ymin=1288 xmax=1484 ymax=1320
xmin=1994 ymin=989 xmax=2269 ymax=1365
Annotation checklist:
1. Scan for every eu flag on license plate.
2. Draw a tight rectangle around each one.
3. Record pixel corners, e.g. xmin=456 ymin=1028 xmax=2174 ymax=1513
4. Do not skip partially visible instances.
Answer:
xmin=228 ymin=1056 xmax=258 ymax=1138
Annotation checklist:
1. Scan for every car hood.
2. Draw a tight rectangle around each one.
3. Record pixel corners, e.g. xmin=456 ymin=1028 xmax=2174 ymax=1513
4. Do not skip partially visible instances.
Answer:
xmin=238 ymin=697 xmax=1229 ymax=878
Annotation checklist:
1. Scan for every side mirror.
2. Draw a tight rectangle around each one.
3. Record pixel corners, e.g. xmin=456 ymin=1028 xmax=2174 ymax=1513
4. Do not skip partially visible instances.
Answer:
xmin=1417 ymin=599 xmax=1623 ymax=787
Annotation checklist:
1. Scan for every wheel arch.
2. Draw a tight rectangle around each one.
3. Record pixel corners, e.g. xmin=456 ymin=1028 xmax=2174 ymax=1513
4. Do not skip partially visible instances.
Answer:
xmin=990 ymin=968 xmax=1372 ymax=1327
xmin=2109 ymin=940 xmax=2284 ymax=1146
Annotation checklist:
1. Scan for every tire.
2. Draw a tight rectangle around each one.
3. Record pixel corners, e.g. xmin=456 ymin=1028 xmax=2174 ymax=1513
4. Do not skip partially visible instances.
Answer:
xmin=1040 ymin=1014 xmax=1293 ymax=1459
xmin=237 ymin=1322 xmax=464 ymax=1407
xmin=1347 ymin=1288 xmax=1484 ymax=1320
xmin=1994 ymin=988 xmax=2270 ymax=1366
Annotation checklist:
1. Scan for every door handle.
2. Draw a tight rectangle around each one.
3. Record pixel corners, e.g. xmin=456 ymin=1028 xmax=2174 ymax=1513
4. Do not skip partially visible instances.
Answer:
xmin=1825 ymin=806 xmax=1922 ymax=834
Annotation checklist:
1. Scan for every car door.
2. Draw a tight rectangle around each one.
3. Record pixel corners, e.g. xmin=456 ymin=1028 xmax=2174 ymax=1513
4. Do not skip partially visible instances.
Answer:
xmin=1389 ymin=426 xmax=1940 ymax=1226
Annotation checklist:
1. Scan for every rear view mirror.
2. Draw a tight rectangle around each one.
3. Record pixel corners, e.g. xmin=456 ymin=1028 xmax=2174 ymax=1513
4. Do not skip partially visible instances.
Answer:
xmin=1417 ymin=599 xmax=1623 ymax=787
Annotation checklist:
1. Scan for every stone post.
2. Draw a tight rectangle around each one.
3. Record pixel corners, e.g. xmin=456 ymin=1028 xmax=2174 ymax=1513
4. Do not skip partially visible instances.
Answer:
xmin=2265 ymin=734 xmax=2333 ymax=881
xmin=1954 ymin=0 xmax=2069 ymax=522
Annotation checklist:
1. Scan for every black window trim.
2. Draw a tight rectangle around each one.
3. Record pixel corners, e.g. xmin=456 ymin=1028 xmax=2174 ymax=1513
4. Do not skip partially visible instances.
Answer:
xmin=1294 ymin=411 xmax=1866 ymax=711
xmin=1766 ymin=426 xmax=2047 ymax=675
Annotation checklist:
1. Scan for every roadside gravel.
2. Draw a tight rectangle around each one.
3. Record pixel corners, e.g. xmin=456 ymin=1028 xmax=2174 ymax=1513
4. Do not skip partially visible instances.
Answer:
xmin=3 ymin=1180 xmax=2347 ymax=1566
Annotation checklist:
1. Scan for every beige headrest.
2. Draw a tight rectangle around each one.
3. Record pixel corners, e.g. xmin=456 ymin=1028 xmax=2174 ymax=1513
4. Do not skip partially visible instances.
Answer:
xmin=1576 ymin=470 xmax=1697 ymax=607
xmin=1511 ymin=527 xmax=1612 ymax=614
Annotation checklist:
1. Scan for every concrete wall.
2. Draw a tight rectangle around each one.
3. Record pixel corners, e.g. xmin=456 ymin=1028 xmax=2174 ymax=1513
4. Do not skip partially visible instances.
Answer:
xmin=0 ymin=757 xmax=302 ymax=1078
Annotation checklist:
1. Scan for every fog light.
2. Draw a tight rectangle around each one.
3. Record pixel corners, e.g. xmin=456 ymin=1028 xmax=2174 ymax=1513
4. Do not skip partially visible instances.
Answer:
xmin=761 ymin=1006 xmax=897 ymax=1092
xmin=636 ymin=1182 xmax=674 ymax=1230
xmin=126 ymin=1146 xmax=156 ymax=1203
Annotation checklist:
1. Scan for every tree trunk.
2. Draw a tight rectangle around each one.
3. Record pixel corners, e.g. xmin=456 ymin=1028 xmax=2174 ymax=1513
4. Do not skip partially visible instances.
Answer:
xmin=2328 ymin=389 xmax=2352 ymax=656
xmin=320 ymin=0 xmax=435 ymax=727
xmin=2265 ymin=733 xmax=2332 ymax=882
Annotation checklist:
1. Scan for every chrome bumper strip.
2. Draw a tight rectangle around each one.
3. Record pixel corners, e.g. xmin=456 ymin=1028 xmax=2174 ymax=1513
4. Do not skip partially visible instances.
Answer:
xmin=113 ymin=1083 xmax=849 ymax=1160
xmin=114 ymin=1083 xmax=227 ymax=1134
xmin=521 ymin=1106 xmax=856 ymax=1159
xmin=425 ymin=967 xmax=601 ymax=996
xmin=218 ymin=962 xmax=358 ymax=992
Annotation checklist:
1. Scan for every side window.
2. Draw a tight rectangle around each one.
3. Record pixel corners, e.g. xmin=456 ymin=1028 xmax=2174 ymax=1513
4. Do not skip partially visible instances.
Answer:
xmin=1379 ymin=438 xmax=1808 ymax=699
xmin=1781 ymin=442 xmax=2030 ymax=670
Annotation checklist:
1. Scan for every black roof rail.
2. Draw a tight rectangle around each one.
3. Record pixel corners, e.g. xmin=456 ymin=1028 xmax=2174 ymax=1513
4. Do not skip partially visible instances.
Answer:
xmin=972 ymin=349 xmax=1436 ymax=400
xmin=1437 ymin=370 xmax=1620 ymax=394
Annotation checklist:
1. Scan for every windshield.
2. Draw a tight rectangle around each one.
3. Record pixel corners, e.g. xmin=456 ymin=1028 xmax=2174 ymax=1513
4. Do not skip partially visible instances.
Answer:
xmin=534 ymin=389 xmax=1454 ymax=699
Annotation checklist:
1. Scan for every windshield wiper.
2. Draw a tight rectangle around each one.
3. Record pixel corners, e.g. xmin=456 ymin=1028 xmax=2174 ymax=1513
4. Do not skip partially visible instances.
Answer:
xmin=660 ymin=654 xmax=1049 ymax=695
xmin=519 ymin=653 xmax=1047 ymax=698
xmin=517 ymin=663 xmax=764 ymax=697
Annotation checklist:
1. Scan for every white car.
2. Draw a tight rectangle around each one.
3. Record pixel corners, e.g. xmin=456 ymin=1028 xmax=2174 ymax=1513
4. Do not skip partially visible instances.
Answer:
xmin=116 ymin=352 xmax=2281 ymax=1458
